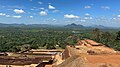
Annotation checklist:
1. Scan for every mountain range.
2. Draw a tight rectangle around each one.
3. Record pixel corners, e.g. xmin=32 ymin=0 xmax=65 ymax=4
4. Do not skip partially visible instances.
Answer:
xmin=0 ymin=23 xmax=118 ymax=29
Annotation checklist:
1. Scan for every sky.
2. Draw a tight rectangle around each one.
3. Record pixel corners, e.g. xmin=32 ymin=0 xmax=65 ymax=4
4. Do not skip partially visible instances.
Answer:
xmin=0 ymin=0 xmax=120 ymax=27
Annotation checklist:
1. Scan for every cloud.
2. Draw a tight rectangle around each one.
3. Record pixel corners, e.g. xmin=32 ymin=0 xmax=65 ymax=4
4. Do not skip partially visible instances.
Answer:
xmin=0 ymin=13 xmax=11 ymax=17
xmin=84 ymin=13 xmax=93 ymax=20
xmin=31 ymin=9 xmax=34 ymax=10
xmin=84 ymin=6 xmax=91 ymax=9
xmin=64 ymin=14 xmax=80 ymax=19
xmin=80 ymin=20 xmax=86 ymax=22
xmin=114 ymin=15 xmax=120 ymax=20
xmin=101 ymin=6 xmax=110 ymax=10
xmin=39 ymin=11 xmax=47 ymax=16
xmin=53 ymin=18 xmax=56 ymax=21
xmin=49 ymin=5 xmax=55 ymax=9
xmin=113 ymin=18 xmax=116 ymax=20
xmin=6 ymin=15 xmax=10 ymax=17
xmin=38 ymin=1 xmax=43 ymax=4
xmin=85 ymin=13 xmax=90 ymax=16
xmin=0 ymin=13 xmax=6 ymax=16
xmin=117 ymin=15 xmax=120 ymax=17
xmin=12 ymin=16 xmax=22 ymax=19
xmin=40 ymin=8 xmax=45 ymax=10
xmin=84 ymin=17 xmax=93 ymax=20
xmin=53 ymin=10 xmax=59 ymax=13
xmin=14 ymin=9 xmax=25 ymax=14
xmin=0 ymin=5 xmax=25 ymax=9
xmin=52 ymin=18 xmax=57 ymax=22
xmin=30 ymin=16 xmax=33 ymax=18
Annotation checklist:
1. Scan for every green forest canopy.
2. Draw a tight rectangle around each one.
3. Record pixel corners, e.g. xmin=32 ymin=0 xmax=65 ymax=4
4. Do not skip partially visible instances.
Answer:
xmin=0 ymin=27 xmax=120 ymax=52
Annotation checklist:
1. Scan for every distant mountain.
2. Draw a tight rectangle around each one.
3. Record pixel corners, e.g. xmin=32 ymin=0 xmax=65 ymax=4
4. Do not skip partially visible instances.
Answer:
xmin=0 ymin=23 xmax=118 ymax=29
xmin=0 ymin=23 xmax=59 ymax=28
xmin=89 ymin=25 xmax=108 ymax=29
xmin=27 ymin=24 xmax=51 ymax=27
xmin=64 ymin=23 xmax=116 ymax=29
xmin=0 ymin=23 xmax=25 ymax=27
xmin=64 ymin=23 xmax=85 ymax=28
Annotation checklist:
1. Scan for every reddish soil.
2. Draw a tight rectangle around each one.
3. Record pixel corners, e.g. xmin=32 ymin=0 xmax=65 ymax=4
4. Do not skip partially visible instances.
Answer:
xmin=45 ymin=64 xmax=52 ymax=67
xmin=57 ymin=39 xmax=120 ymax=67
xmin=86 ymin=54 xmax=120 ymax=67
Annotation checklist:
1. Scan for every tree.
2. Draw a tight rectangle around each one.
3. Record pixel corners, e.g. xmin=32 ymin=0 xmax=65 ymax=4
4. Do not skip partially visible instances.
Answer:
xmin=116 ymin=31 xmax=120 ymax=40
xmin=101 ymin=32 xmax=112 ymax=47
xmin=46 ymin=43 xmax=56 ymax=49
xmin=91 ymin=28 xmax=103 ymax=42
xmin=65 ymin=35 xmax=78 ymax=46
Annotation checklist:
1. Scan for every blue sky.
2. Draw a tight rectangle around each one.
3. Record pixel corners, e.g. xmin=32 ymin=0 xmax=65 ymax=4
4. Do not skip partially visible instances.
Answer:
xmin=0 ymin=0 xmax=120 ymax=27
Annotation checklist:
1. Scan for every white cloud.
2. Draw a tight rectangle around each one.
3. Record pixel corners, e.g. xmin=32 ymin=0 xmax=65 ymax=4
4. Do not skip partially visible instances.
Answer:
xmin=53 ymin=10 xmax=59 ymax=13
xmin=0 ymin=13 xmax=11 ymax=18
xmin=85 ymin=13 xmax=90 ymax=16
xmin=113 ymin=18 xmax=116 ymax=20
xmin=31 ymin=9 xmax=34 ymax=10
xmin=84 ymin=6 xmax=91 ymax=9
xmin=40 ymin=8 xmax=45 ymax=10
xmin=12 ymin=16 xmax=22 ymax=19
xmin=38 ymin=1 xmax=43 ymax=4
xmin=14 ymin=9 xmax=25 ymax=14
xmin=39 ymin=11 xmax=47 ymax=16
xmin=49 ymin=5 xmax=55 ymax=9
xmin=52 ymin=18 xmax=57 ymax=22
xmin=64 ymin=14 xmax=80 ymax=19
xmin=53 ymin=19 xmax=56 ymax=21
xmin=101 ymin=6 xmax=110 ymax=10
xmin=80 ymin=20 xmax=86 ymax=22
xmin=84 ymin=17 xmax=93 ymax=20
xmin=0 ymin=13 xmax=6 ymax=16
xmin=30 ymin=16 xmax=33 ymax=18
xmin=89 ymin=17 xmax=93 ymax=19
xmin=117 ymin=15 xmax=120 ymax=17
xmin=6 ymin=15 xmax=10 ymax=17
